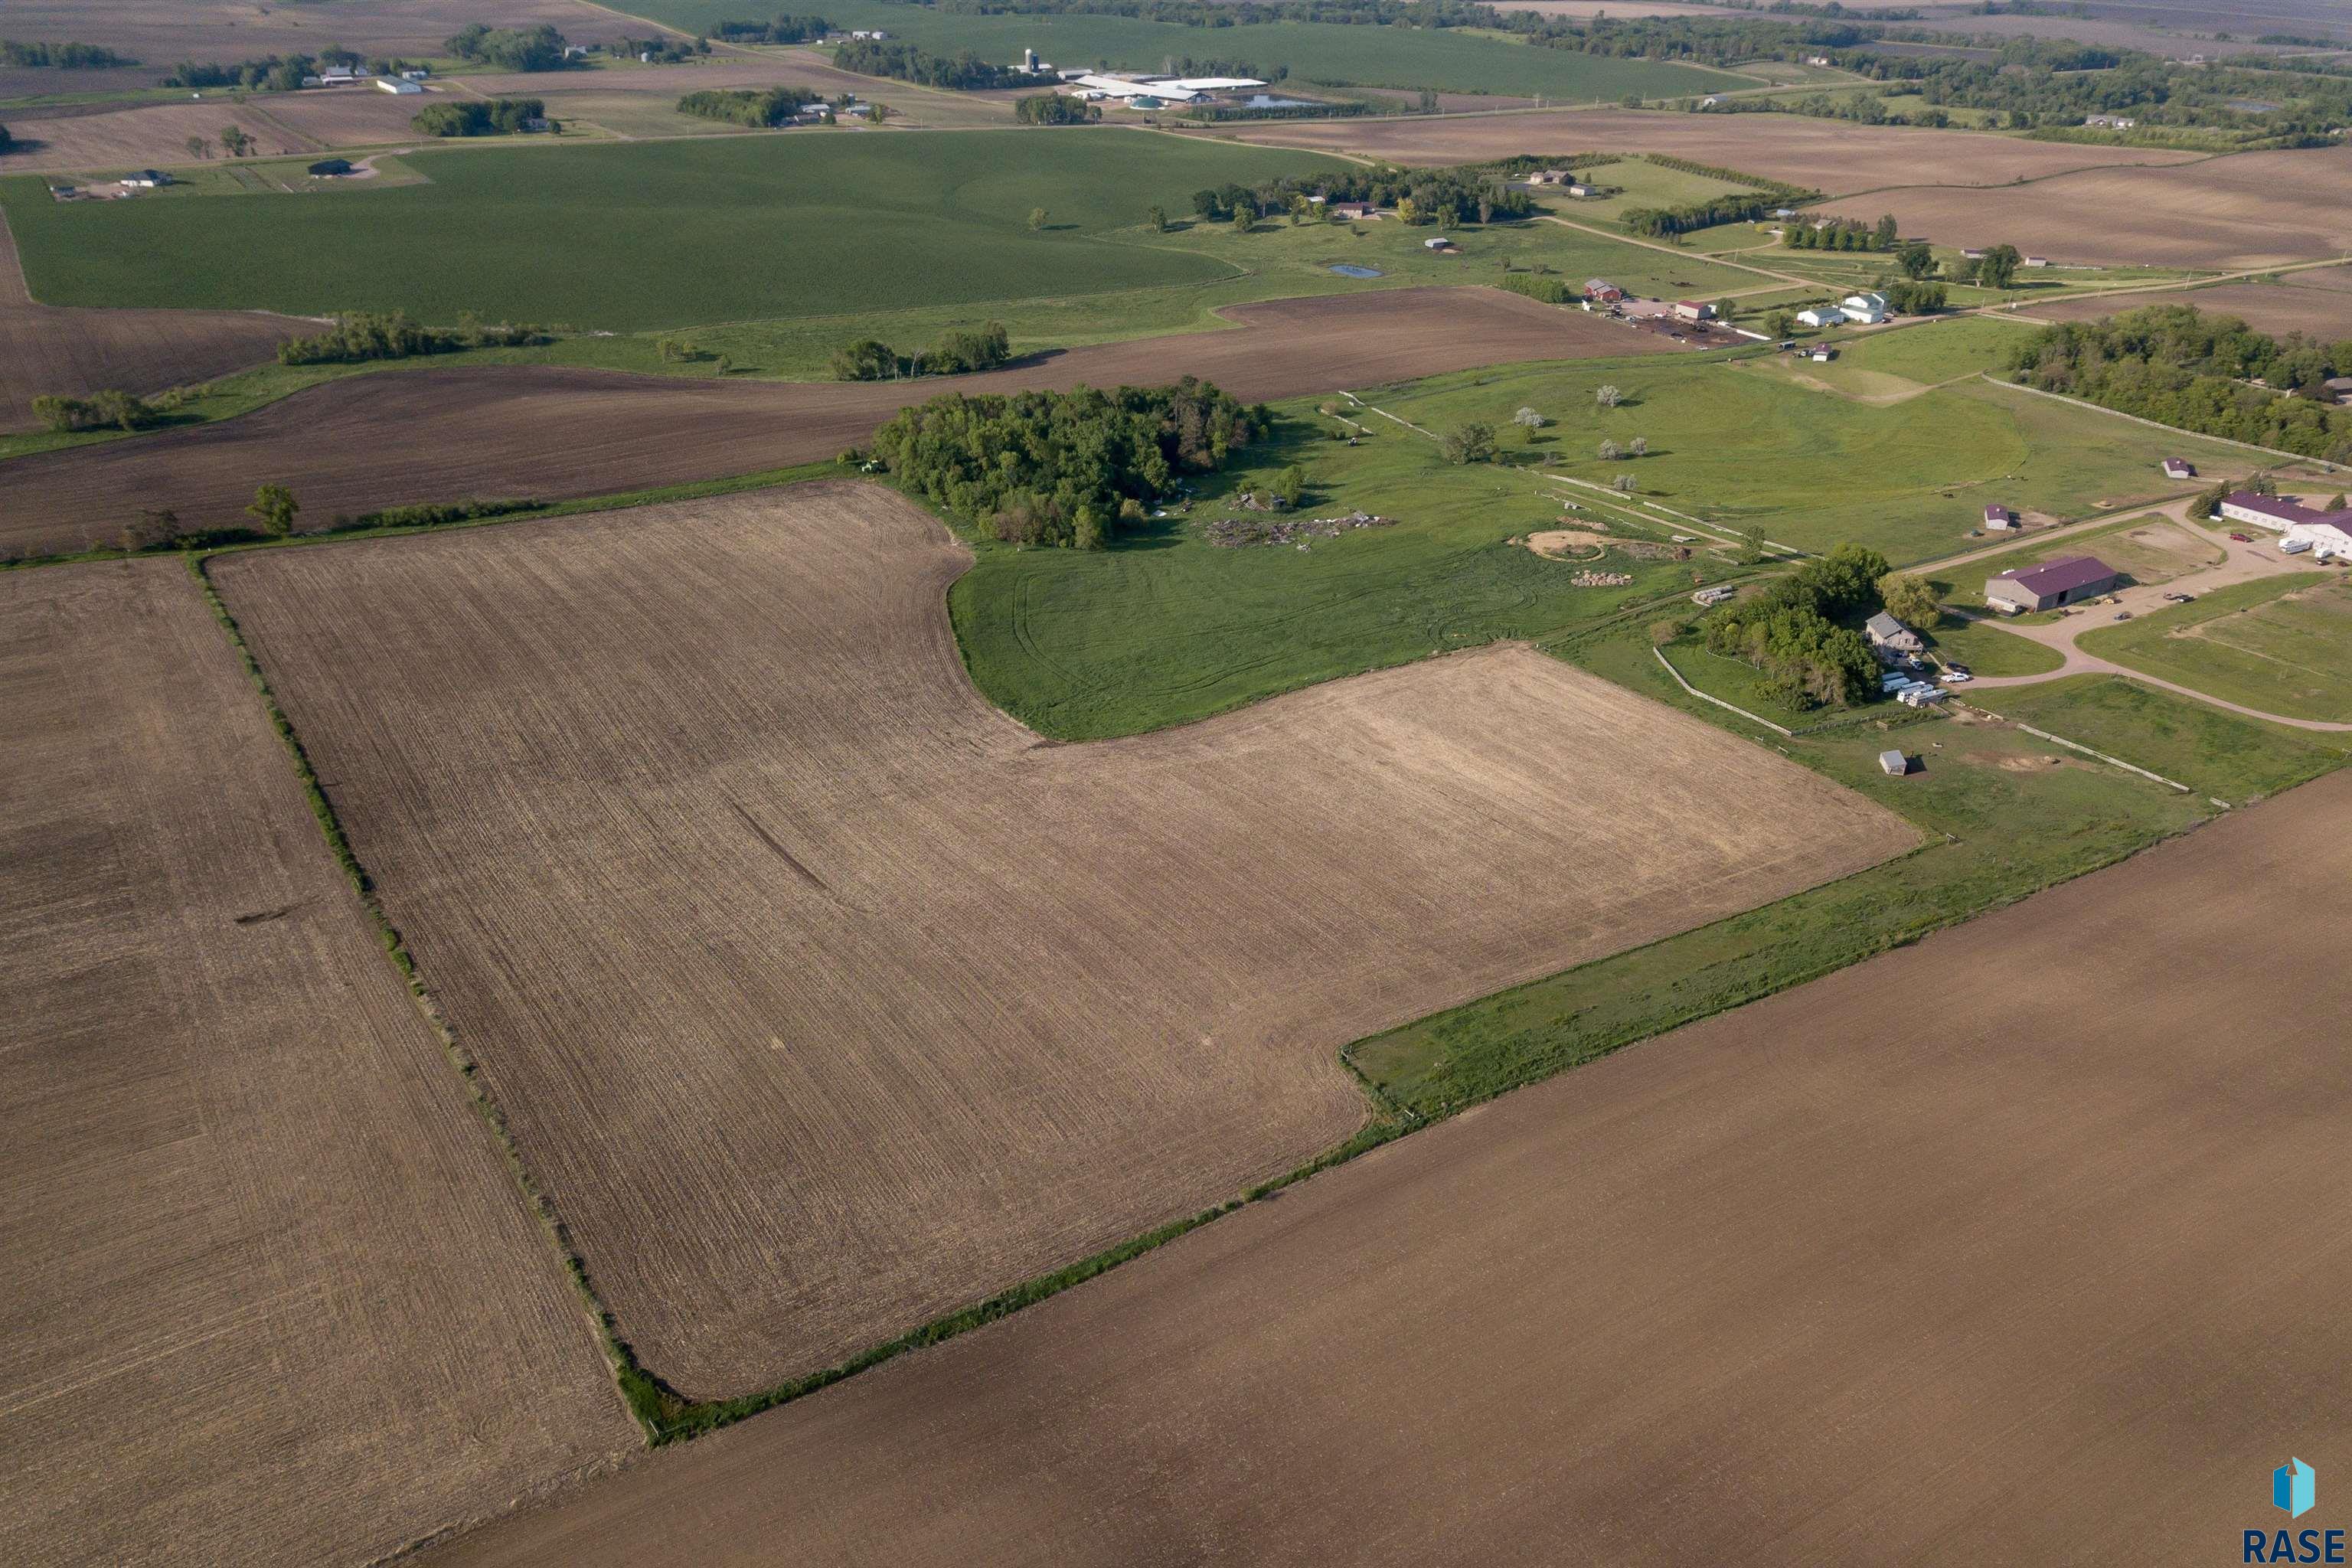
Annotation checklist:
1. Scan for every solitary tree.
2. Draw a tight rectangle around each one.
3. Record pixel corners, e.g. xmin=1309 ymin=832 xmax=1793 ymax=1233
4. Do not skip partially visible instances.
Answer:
xmin=1736 ymin=530 xmax=1764 ymax=564
xmin=1628 ymin=436 xmax=1648 ymax=457
xmin=1712 ymin=299 xmax=1736 ymax=325
xmin=1599 ymin=439 xmax=1622 ymax=461
xmin=185 ymin=134 xmax=211 ymax=161
xmin=247 ymin=484 xmax=299 ymax=537
xmin=1612 ymin=472 xmax=1637 ymax=494
xmin=1147 ymin=204 xmax=1166 ymax=233
xmin=1273 ymin=464 xmax=1304 ymax=508
xmin=1978 ymin=243 xmax=2023 ymax=289
xmin=1513 ymin=407 xmax=1546 ymax=429
xmin=219 ymin=123 xmax=250 ymax=158
xmin=1417 ymin=87 xmax=1438 ymax=113
xmin=2191 ymin=482 xmax=2229 ymax=518
xmin=865 ymin=101 xmax=891 ymax=124
xmin=1594 ymin=384 xmax=1622 ymax=408
xmin=1028 ymin=206 xmax=1048 ymax=231
xmin=1440 ymin=423 xmax=1496 ymax=465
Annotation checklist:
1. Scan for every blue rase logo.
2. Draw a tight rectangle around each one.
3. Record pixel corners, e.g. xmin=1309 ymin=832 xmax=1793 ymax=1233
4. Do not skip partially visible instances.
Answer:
xmin=2281 ymin=1460 xmax=2318 ymax=1521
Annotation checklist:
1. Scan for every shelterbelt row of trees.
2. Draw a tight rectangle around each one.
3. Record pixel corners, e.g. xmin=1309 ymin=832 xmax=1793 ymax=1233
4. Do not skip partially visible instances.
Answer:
xmin=277 ymin=310 xmax=551 ymax=366
xmin=2006 ymin=305 xmax=2352 ymax=462
xmin=1187 ymin=162 xmax=1537 ymax=228
xmin=871 ymin=379 xmax=1266 ymax=550
xmin=834 ymin=38 xmax=1057 ymax=90
xmin=1 ymin=39 xmax=136 ymax=68
xmin=412 ymin=96 xmax=546 ymax=137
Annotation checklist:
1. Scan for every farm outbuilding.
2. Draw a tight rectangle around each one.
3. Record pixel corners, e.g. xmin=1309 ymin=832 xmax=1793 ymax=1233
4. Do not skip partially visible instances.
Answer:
xmin=1672 ymin=301 xmax=1714 ymax=323
xmin=2161 ymin=458 xmax=2196 ymax=479
xmin=1986 ymin=554 xmax=2121 ymax=613
xmin=1864 ymin=611 xmax=1922 ymax=655
xmin=1984 ymin=504 xmax=2017 ymax=531
xmin=1879 ymin=749 xmax=1909 ymax=776
xmin=1797 ymin=305 xmax=1845 ymax=328
xmin=376 ymin=77 xmax=423 ymax=94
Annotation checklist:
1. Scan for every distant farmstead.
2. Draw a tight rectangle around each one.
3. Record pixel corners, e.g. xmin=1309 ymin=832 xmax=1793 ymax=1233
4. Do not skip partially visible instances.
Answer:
xmin=1583 ymin=278 xmax=1624 ymax=303
xmin=1985 ymin=554 xmax=2120 ymax=613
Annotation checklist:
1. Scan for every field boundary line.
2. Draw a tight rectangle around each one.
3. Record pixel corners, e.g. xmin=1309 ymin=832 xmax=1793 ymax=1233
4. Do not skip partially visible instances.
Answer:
xmin=1977 ymin=374 xmax=2347 ymax=474
xmin=1651 ymin=645 xmax=1792 ymax=735
xmin=183 ymin=553 xmax=662 ymax=1446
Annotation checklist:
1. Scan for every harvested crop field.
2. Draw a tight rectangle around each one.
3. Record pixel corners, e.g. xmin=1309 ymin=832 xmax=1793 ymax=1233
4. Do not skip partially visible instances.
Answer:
xmin=0 ymin=286 xmax=1673 ymax=557
xmin=1818 ymin=145 xmax=2352 ymax=270
xmin=0 ymin=99 xmax=311 ymax=173
xmin=212 ymin=484 xmax=1913 ymax=1398
xmin=424 ymin=767 xmax=2352 ymax=1568
xmin=2022 ymin=269 xmax=2352 ymax=338
xmin=0 ymin=560 xmax=638 ymax=1567
xmin=0 ymin=211 xmax=309 ymax=433
xmin=1191 ymin=109 xmax=2201 ymax=191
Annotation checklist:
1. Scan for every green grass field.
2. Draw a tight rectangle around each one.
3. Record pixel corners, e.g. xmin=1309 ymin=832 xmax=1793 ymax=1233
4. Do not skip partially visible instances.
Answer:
xmin=1540 ymin=157 xmax=1766 ymax=227
xmin=1355 ymin=356 xmax=2249 ymax=564
xmin=2077 ymin=572 xmax=2352 ymax=722
xmin=0 ymin=130 xmax=1342 ymax=331
xmin=1970 ymin=673 xmax=2352 ymax=801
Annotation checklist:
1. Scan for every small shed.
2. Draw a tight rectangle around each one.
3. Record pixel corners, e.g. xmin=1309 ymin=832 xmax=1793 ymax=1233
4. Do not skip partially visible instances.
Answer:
xmin=1879 ymin=750 xmax=1909 ymax=776
xmin=2161 ymin=457 xmax=2196 ymax=479
xmin=1983 ymin=504 xmax=2017 ymax=531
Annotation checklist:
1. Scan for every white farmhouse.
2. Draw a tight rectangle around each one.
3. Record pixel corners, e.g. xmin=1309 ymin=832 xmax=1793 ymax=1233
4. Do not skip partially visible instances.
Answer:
xmin=1841 ymin=290 xmax=1889 ymax=323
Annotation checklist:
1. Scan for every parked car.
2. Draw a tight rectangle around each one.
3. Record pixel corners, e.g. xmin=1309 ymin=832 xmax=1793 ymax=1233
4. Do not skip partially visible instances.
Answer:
xmin=2163 ymin=592 xmax=2196 ymax=603
xmin=2113 ymin=610 xmax=2133 ymax=620
xmin=1945 ymin=663 xmax=1971 ymax=678
xmin=2230 ymin=531 xmax=2252 ymax=543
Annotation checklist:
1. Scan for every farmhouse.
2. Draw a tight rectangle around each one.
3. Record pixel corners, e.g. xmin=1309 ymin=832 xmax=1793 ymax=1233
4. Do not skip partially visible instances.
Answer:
xmin=1528 ymin=168 xmax=1570 ymax=185
xmin=1672 ymin=301 xmax=1713 ymax=323
xmin=2161 ymin=457 xmax=2196 ymax=480
xmin=1983 ymin=504 xmax=2017 ymax=531
xmin=2023 ymin=256 xmax=2050 ymax=268
xmin=1841 ymin=290 xmax=1889 ymax=323
xmin=1330 ymin=201 xmax=1376 ymax=220
xmin=1797 ymin=305 xmax=1846 ymax=328
xmin=1985 ymin=554 xmax=2120 ymax=613
xmin=1584 ymin=279 xmax=1624 ymax=304
xmin=1864 ymin=611 xmax=1923 ymax=655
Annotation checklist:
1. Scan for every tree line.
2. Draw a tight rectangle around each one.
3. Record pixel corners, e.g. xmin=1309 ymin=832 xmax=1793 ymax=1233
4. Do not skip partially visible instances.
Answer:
xmin=830 ymin=322 xmax=1015 ymax=381
xmin=710 ymin=15 xmax=835 ymax=43
xmin=1188 ymin=164 xmax=1537 ymax=227
xmin=277 ymin=311 xmax=551 ymax=366
xmin=412 ymin=97 xmax=547 ymax=137
xmin=444 ymin=24 xmax=573 ymax=71
xmin=1 ymin=40 xmax=136 ymax=68
xmin=1016 ymin=93 xmax=1099 ymax=123
xmin=31 ymin=390 xmax=168 ymax=435
xmin=870 ymin=379 xmax=1266 ymax=550
xmin=834 ymin=38 xmax=1057 ymax=90
xmin=2005 ymin=305 xmax=2352 ymax=462
xmin=678 ymin=87 xmax=812 ymax=126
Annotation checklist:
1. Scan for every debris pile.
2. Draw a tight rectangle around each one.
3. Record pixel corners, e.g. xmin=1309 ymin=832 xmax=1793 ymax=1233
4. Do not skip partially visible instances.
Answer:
xmin=1570 ymin=569 xmax=1633 ymax=587
xmin=1205 ymin=509 xmax=1394 ymax=548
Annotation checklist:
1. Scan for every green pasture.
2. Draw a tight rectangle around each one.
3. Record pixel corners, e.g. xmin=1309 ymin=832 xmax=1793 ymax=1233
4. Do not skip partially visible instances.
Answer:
xmin=1971 ymin=674 xmax=2351 ymax=801
xmin=2078 ymin=572 xmax=2352 ymax=723
xmin=1540 ymin=156 xmax=1765 ymax=227
xmin=0 ymin=130 xmax=1341 ymax=331
xmin=1916 ymin=615 xmax=2063 ymax=676
xmin=1357 ymin=357 xmax=2249 ymax=564
xmin=949 ymin=400 xmax=1743 ymax=740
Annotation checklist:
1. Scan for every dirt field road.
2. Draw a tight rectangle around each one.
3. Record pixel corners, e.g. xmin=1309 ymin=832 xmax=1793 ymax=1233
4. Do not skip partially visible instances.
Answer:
xmin=0 ymin=211 xmax=311 ymax=434
xmin=424 ymin=767 xmax=2352 ymax=1567
xmin=212 ymin=483 xmax=1913 ymax=1400
xmin=1962 ymin=501 xmax=2352 ymax=731
xmin=0 ymin=286 xmax=1671 ymax=557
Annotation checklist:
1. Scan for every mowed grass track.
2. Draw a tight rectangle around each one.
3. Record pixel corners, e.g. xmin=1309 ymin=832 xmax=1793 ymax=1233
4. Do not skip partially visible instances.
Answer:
xmin=421 ymin=770 xmax=2352 ymax=1568
xmin=0 ymin=561 xmax=636 ymax=1567
xmin=212 ymin=484 xmax=1914 ymax=1400
xmin=0 ymin=131 xmax=1341 ymax=330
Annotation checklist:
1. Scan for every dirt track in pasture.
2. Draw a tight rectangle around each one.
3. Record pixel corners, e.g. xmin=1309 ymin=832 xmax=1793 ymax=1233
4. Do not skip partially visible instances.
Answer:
xmin=424 ymin=766 xmax=2352 ymax=1568
xmin=211 ymin=483 xmax=1914 ymax=1398
xmin=0 ymin=560 xmax=638 ymax=1567
xmin=0 ymin=286 xmax=1674 ymax=557
xmin=1187 ymin=108 xmax=2203 ymax=191
xmin=0 ymin=210 xmax=310 ymax=436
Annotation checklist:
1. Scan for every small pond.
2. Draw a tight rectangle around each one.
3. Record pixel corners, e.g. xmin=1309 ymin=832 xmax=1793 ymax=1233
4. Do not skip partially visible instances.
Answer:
xmin=1239 ymin=94 xmax=1319 ymax=109
xmin=1329 ymin=263 xmax=1384 ymax=279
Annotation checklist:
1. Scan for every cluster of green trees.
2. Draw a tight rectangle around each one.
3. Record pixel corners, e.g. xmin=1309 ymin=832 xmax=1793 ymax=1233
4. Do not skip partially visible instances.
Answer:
xmin=677 ymin=87 xmax=811 ymax=126
xmin=277 ymin=310 xmax=551 ymax=366
xmin=1015 ymin=92 xmax=1099 ymax=123
xmin=710 ymin=15 xmax=834 ymax=43
xmin=31 ymin=390 xmax=165 ymax=434
xmin=1 ymin=39 xmax=136 ymax=68
xmin=835 ymin=38 xmax=1057 ymax=89
xmin=1186 ymin=165 xmax=1534 ymax=227
xmin=1882 ymin=277 xmax=1947 ymax=313
xmin=616 ymin=33 xmax=712 ymax=64
xmin=0 ymin=125 xmax=11 ymax=153
xmin=412 ymin=97 xmax=547 ymax=137
xmin=1698 ymin=544 xmax=1895 ymax=710
xmin=829 ymin=322 xmax=1014 ymax=381
xmin=444 ymin=24 xmax=572 ymax=71
xmin=2006 ymin=305 xmax=2352 ymax=462
xmin=1622 ymin=180 xmax=1821 ymax=239
xmin=1781 ymin=214 xmax=1900 ymax=253
xmin=871 ymin=379 xmax=1265 ymax=550
xmin=1499 ymin=273 xmax=1572 ymax=305
xmin=164 ymin=53 xmax=325 ymax=91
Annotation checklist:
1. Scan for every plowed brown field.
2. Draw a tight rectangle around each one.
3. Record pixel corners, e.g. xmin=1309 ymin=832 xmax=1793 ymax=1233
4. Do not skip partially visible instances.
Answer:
xmin=0 ymin=286 xmax=1673 ymax=557
xmin=2024 ymin=270 xmax=2352 ymax=337
xmin=212 ymin=484 xmax=1913 ymax=1398
xmin=0 ymin=560 xmax=639 ymax=1568
xmin=1191 ymin=109 xmax=2202 ymax=191
xmin=424 ymin=767 xmax=2352 ymax=1568
xmin=0 ymin=99 xmax=313 ymax=172
xmin=0 ymin=211 xmax=309 ymax=435
xmin=1818 ymin=145 xmax=2352 ymax=269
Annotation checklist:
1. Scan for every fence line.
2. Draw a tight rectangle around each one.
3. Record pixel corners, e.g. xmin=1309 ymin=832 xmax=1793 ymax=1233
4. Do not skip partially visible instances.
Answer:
xmin=1652 ymin=647 xmax=1793 ymax=736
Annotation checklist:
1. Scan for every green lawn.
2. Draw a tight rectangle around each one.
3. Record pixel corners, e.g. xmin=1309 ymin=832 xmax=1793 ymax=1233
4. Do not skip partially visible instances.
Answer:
xmin=2078 ymin=572 xmax=2352 ymax=723
xmin=1828 ymin=317 xmax=2042 ymax=385
xmin=1542 ymin=156 xmax=1763 ymax=227
xmin=950 ymin=403 xmax=1738 ymax=739
xmin=1351 ymin=355 xmax=2250 ymax=565
xmin=1969 ymin=674 xmax=2352 ymax=802
xmin=1916 ymin=613 xmax=2063 ymax=676
xmin=0 ymin=130 xmax=1343 ymax=332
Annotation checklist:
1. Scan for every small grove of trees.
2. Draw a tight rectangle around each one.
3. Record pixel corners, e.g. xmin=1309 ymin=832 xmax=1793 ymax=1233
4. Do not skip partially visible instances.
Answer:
xmin=444 ymin=24 xmax=570 ymax=72
xmin=829 ymin=322 xmax=1013 ymax=381
xmin=835 ymin=38 xmax=1055 ymax=90
xmin=247 ymin=484 xmax=300 ymax=538
xmin=1016 ymin=93 xmax=1097 ymax=124
xmin=1699 ymin=544 xmax=1893 ymax=710
xmin=278 ymin=310 xmax=550 ymax=366
xmin=1953 ymin=243 xmax=2023 ymax=289
xmin=1 ymin=39 xmax=136 ymax=68
xmin=710 ymin=15 xmax=833 ymax=44
xmin=871 ymin=378 xmax=1265 ymax=550
xmin=1782 ymin=215 xmax=1897 ymax=253
xmin=413 ymin=97 xmax=547 ymax=137
xmin=31 ymin=390 xmax=165 ymax=433
xmin=219 ymin=124 xmax=251 ymax=158
xmin=1878 ymin=571 xmax=1941 ymax=627
xmin=1499 ymin=273 xmax=1570 ymax=305
xmin=677 ymin=87 xmax=809 ymax=126
xmin=1883 ymin=278 xmax=1948 ymax=314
